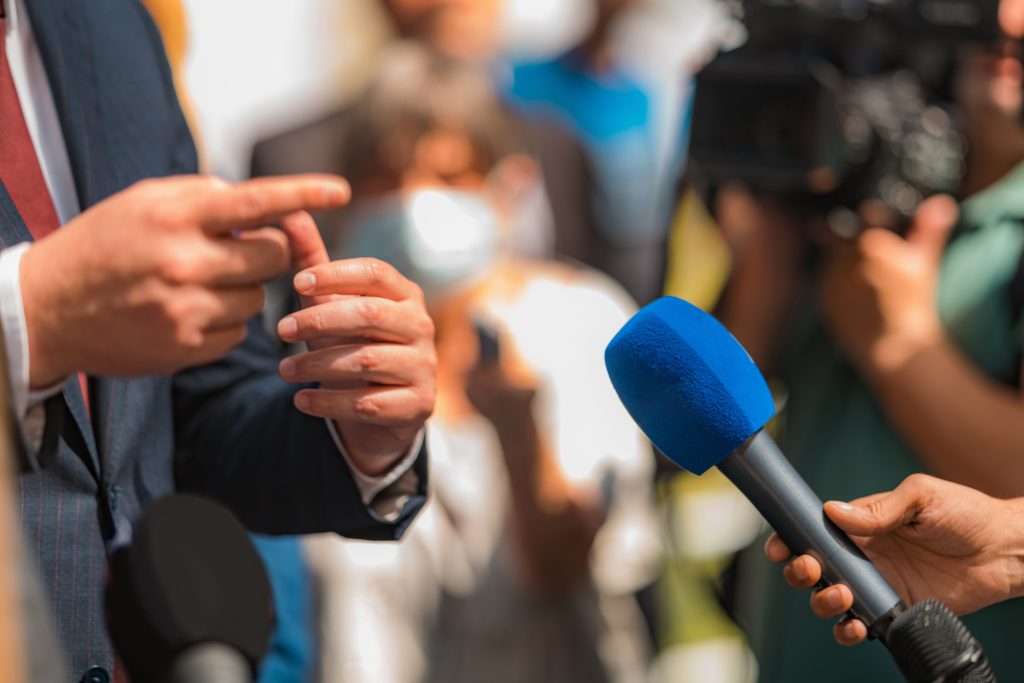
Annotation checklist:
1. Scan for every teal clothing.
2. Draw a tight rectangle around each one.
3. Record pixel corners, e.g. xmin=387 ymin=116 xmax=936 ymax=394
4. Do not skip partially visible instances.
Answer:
xmin=751 ymin=164 xmax=1024 ymax=682
xmin=507 ymin=53 xmax=662 ymax=246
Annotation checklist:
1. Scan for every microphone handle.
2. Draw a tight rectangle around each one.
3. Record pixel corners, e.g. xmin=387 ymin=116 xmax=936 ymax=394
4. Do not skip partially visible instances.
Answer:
xmin=167 ymin=643 xmax=252 ymax=683
xmin=717 ymin=429 xmax=902 ymax=634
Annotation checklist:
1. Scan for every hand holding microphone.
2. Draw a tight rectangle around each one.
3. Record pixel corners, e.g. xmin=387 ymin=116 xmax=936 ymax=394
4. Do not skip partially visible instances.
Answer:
xmin=604 ymin=296 xmax=996 ymax=682
xmin=765 ymin=474 xmax=1024 ymax=645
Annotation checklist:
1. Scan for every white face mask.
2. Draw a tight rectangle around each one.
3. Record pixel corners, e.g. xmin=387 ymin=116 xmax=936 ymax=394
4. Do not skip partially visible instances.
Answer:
xmin=339 ymin=189 xmax=501 ymax=303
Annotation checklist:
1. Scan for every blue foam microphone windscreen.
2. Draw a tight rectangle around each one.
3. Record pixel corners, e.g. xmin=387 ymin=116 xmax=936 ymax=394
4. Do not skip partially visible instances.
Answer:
xmin=604 ymin=296 xmax=776 ymax=474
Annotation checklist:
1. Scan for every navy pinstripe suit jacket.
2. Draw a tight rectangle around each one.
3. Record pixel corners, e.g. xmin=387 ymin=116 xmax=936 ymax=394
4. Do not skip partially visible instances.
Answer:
xmin=4 ymin=2 xmax=428 ymax=680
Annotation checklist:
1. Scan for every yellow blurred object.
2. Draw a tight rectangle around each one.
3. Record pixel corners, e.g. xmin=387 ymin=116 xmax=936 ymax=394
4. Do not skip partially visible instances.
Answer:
xmin=0 ymin=340 xmax=25 ymax=683
xmin=141 ymin=0 xmax=204 ymax=165
xmin=663 ymin=187 xmax=732 ymax=311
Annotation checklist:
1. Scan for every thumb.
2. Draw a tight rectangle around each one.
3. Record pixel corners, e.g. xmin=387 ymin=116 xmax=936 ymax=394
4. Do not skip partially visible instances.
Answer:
xmin=904 ymin=194 xmax=958 ymax=265
xmin=824 ymin=485 xmax=924 ymax=537
xmin=279 ymin=211 xmax=331 ymax=308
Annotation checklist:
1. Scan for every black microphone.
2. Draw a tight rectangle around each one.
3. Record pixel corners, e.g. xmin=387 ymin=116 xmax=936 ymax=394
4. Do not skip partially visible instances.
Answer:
xmin=106 ymin=494 xmax=274 ymax=683
xmin=604 ymin=297 xmax=994 ymax=682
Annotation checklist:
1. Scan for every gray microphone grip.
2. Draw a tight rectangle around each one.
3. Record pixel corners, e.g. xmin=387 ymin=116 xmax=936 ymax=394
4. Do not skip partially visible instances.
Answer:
xmin=718 ymin=429 xmax=902 ymax=633
xmin=168 ymin=643 xmax=252 ymax=683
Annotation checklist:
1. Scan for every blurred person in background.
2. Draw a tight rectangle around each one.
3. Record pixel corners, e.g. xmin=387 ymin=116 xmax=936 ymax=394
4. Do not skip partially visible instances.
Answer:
xmin=506 ymin=0 xmax=674 ymax=304
xmin=257 ymin=45 xmax=660 ymax=683
xmin=714 ymin=5 xmax=1024 ymax=679
xmin=254 ymin=0 xmax=613 ymax=280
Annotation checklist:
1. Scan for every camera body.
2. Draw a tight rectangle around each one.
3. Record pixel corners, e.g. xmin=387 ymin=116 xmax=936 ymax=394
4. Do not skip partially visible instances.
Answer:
xmin=688 ymin=0 xmax=1000 ymax=228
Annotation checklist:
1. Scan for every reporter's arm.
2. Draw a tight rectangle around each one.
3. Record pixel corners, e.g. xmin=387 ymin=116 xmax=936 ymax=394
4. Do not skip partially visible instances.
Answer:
xmin=764 ymin=475 xmax=1024 ymax=645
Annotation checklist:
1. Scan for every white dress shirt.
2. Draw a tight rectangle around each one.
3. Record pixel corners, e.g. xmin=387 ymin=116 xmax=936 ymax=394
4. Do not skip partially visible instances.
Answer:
xmin=0 ymin=0 xmax=417 ymax=507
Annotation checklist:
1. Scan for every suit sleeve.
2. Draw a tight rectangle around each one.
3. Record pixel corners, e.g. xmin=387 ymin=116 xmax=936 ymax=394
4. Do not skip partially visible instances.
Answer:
xmin=171 ymin=318 xmax=428 ymax=540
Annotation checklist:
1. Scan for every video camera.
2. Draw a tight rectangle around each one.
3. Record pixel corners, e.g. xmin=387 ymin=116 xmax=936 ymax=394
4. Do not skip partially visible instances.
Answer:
xmin=688 ymin=0 xmax=1001 ymax=231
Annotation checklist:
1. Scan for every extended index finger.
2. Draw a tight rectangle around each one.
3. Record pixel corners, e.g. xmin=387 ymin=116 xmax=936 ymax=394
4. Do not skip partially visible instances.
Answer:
xmin=200 ymin=175 xmax=351 ymax=234
xmin=294 ymin=258 xmax=421 ymax=301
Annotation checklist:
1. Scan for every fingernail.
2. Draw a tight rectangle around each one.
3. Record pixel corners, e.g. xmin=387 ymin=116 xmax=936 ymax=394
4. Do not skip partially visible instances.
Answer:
xmin=279 ymin=317 xmax=298 ymax=339
xmin=295 ymin=272 xmax=316 ymax=292
xmin=279 ymin=357 xmax=296 ymax=379
xmin=295 ymin=392 xmax=311 ymax=411
xmin=829 ymin=501 xmax=854 ymax=511
xmin=827 ymin=588 xmax=845 ymax=610
xmin=323 ymin=183 xmax=347 ymax=203
xmin=793 ymin=558 xmax=808 ymax=582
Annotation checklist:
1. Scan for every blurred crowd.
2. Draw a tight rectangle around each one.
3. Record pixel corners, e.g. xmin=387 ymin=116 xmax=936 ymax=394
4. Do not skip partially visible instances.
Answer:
xmin=152 ymin=0 xmax=1024 ymax=680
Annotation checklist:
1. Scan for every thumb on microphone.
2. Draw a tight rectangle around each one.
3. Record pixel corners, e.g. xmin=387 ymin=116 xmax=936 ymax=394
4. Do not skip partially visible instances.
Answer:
xmin=903 ymin=194 xmax=959 ymax=265
xmin=824 ymin=482 xmax=927 ymax=537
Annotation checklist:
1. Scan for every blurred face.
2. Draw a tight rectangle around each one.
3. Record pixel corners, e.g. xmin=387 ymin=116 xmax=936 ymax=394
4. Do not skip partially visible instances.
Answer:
xmin=954 ymin=0 xmax=1024 ymax=124
xmin=342 ymin=129 xmax=505 ymax=306
xmin=352 ymin=128 xmax=489 ymax=199
xmin=595 ymin=0 xmax=638 ymax=23
xmin=379 ymin=0 xmax=503 ymax=61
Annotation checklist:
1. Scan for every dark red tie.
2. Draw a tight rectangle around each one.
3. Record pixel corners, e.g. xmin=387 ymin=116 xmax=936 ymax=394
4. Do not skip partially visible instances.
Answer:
xmin=0 ymin=0 xmax=89 ymax=412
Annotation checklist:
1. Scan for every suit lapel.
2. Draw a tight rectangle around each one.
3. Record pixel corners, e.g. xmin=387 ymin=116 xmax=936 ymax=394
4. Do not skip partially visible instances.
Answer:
xmin=22 ymin=0 xmax=103 ymax=211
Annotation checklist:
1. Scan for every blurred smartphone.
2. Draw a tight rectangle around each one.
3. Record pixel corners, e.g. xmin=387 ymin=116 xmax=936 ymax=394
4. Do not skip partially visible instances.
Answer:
xmin=474 ymin=318 xmax=501 ymax=365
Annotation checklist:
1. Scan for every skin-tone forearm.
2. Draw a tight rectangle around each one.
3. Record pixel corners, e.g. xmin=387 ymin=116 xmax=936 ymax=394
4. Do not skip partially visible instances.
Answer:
xmin=490 ymin=409 xmax=604 ymax=596
xmin=712 ymin=188 xmax=808 ymax=371
xmin=862 ymin=332 xmax=1024 ymax=499
xmin=716 ymin=251 xmax=804 ymax=371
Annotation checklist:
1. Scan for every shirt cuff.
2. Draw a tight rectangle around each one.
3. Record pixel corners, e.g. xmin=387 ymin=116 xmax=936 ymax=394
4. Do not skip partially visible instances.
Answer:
xmin=0 ymin=244 xmax=64 ymax=451
xmin=325 ymin=419 xmax=423 ymax=506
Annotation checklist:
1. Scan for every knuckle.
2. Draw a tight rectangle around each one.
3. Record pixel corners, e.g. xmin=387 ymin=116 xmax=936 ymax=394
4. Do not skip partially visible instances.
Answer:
xmin=354 ymin=395 xmax=386 ymax=421
xmin=407 ymin=280 xmax=426 ymax=304
xmin=156 ymin=254 xmax=198 ymax=284
xmin=360 ymin=258 xmax=393 ymax=286
xmin=901 ymin=473 xmax=931 ymax=493
xmin=173 ymin=322 xmax=204 ymax=351
xmin=130 ymin=178 xmax=162 ymax=197
xmin=308 ymin=308 xmax=328 ymax=334
xmin=357 ymin=347 xmax=383 ymax=373
xmin=416 ymin=312 xmax=436 ymax=341
xmin=147 ymin=202 xmax=189 ymax=231
xmin=203 ymin=175 xmax=232 ymax=192
xmin=358 ymin=298 xmax=384 ymax=326
xmin=159 ymin=293 xmax=190 ymax=324
xmin=235 ymin=187 xmax=266 ymax=220
xmin=411 ymin=387 xmax=436 ymax=421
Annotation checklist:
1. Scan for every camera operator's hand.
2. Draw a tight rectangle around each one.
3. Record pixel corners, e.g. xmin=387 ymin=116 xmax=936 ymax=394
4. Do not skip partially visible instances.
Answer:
xmin=764 ymin=474 xmax=1024 ymax=646
xmin=21 ymin=175 xmax=350 ymax=388
xmin=277 ymin=212 xmax=437 ymax=476
xmin=818 ymin=195 xmax=959 ymax=375
xmin=464 ymin=331 xmax=539 ymax=434
xmin=714 ymin=186 xmax=809 ymax=369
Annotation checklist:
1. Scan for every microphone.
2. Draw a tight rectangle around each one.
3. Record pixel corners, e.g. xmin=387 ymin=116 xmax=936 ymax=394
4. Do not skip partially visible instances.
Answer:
xmin=106 ymin=494 xmax=274 ymax=683
xmin=605 ymin=296 xmax=994 ymax=682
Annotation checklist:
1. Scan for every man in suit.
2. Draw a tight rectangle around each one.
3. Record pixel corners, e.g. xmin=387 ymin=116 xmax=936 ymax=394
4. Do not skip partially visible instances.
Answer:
xmin=0 ymin=1 xmax=437 ymax=681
